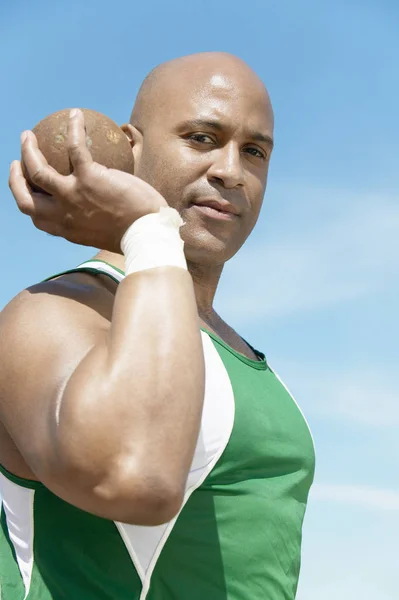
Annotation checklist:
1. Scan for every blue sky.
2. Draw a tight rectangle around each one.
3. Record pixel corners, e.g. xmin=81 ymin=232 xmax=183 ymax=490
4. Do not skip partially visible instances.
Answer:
xmin=1 ymin=1 xmax=398 ymax=597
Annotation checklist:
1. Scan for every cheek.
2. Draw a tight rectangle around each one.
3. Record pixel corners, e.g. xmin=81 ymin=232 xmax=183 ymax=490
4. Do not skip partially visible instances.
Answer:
xmin=249 ymin=174 xmax=267 ymax=214
xmin=137 ymin=142 xmax=205 ymax=204
xmin=134 ymin=147 xmax=170 ymax=192
xmin=135 ymin=156 xmax=184 ymax=209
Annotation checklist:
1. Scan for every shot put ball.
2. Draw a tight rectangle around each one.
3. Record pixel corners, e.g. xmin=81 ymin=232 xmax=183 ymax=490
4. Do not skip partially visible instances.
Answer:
xmin=24 ymin=108 xmax=134 ymax=191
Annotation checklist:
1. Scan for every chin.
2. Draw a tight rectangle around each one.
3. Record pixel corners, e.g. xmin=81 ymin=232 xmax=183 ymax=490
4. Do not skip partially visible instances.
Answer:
xmin=183 ymin=238 xmax=238 ymax=266
xmin=180 ymin=218 xmax=246 ymax=266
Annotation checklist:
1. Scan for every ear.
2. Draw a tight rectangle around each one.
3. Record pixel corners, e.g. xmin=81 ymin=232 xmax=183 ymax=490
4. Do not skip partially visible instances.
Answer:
xmin=120 ymin=123 xmax=143 ymax=168
xmin=120 ymin=123 xmax=140 ymax=147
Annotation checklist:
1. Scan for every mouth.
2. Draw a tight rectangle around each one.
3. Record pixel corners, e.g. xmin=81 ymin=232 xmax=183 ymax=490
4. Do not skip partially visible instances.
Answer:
xmin=191 ymin=199 xmax=240 ymax=221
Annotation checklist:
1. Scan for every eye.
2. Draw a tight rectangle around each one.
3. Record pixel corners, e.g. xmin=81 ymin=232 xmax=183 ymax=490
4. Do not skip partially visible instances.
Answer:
xmin=243 ymin=146 xmax=266 ymax=159
xmin=187 ymin=133 xmax=215 ymax=145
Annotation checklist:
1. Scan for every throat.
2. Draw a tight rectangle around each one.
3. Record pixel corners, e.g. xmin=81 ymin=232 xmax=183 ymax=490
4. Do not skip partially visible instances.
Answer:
xmin=199 ymin=316 xmax=260 ymax=362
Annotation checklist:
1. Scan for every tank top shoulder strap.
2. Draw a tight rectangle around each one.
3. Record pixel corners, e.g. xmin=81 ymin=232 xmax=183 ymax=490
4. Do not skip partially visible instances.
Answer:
xmin=44 ymin=259 xmax=125 ymax=284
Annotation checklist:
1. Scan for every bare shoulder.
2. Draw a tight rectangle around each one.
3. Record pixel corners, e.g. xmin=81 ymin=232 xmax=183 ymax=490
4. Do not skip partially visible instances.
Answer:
xmin=0 ymin=272 xmax=115 ymax=477
xmin=0 ymin=272 xmax=114 ymax=366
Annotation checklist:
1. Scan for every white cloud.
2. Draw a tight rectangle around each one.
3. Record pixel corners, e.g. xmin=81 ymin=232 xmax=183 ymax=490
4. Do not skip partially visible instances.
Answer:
xmin=217 ymin=188 xmax=399 ymax=320
xmin=283 ymin=366 xmax=399 ymax=429
xmin=297 ymin=481 xmax=399 ymax=600
xmin=310 ymin=482 xmax=399 ymax=511
xmin=297 ymin=543 xmax=398 ymax=600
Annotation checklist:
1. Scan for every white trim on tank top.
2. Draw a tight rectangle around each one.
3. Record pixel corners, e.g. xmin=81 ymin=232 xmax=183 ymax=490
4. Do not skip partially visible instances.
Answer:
xmin=115 ymin=332 xmax=235 ymax=599
xmin=0 ymin=476 xmax=35 ymax=599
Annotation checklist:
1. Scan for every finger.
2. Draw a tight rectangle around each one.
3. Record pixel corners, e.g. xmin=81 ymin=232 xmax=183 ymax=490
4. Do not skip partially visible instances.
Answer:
xmin=31 ymin=218 xmax=64 ymax=238
xmin=67 ymin=109 xmax=93 ymax=173
xmin=32 ymin=216 xmax=93 ymax=248
xmin=21 ymin=131 xmax=66 ymax=196
xmin=9 ymin=160 xmax=60 ymax=220
xmin=9 ymin=159 xmax=37 ymax=215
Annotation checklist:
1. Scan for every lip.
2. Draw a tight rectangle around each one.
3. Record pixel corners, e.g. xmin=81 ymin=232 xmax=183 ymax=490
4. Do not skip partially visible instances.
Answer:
xmin=191 ymin=199 xmax=240 ymax=220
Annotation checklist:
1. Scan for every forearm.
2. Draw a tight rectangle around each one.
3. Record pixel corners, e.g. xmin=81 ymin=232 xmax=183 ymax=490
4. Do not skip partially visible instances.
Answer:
xmin=51 ymin=267 xmax=205 ymax=522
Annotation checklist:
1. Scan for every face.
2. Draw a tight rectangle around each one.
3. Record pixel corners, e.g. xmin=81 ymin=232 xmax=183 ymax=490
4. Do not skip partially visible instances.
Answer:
xmin=132 ymin=71 xmax=274 ymax=265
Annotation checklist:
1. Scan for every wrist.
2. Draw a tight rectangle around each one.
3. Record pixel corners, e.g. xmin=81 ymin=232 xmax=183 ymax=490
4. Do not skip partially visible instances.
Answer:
xmin=121 ymin=207 xmax=187 ymax=275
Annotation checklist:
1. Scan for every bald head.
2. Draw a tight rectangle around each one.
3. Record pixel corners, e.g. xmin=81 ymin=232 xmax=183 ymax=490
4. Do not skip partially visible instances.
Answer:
xmin=131 ymin=52 xmax=273 ymax=129
xmin=124 ymin=52 xmax=274 ymax=266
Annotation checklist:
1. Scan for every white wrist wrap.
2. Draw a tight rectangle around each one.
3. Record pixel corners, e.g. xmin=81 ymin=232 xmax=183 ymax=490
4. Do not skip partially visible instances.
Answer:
xmin=121 ymin=207 xmax=187 ymax=275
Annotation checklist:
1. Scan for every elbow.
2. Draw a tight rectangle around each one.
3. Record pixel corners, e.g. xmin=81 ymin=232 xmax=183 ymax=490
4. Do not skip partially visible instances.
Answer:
xmin=92 ymin=464 xmax=185 ymax=525
xmin=45 ymin=435 xmax=186 ymax=525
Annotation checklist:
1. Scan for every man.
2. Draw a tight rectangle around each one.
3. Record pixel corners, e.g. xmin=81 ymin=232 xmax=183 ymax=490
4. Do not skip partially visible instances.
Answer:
xmin=1 ymin=52 xmax=315 ymax=599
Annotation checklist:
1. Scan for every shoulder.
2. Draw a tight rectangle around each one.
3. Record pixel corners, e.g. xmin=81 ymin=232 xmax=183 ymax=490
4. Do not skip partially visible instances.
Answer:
xmin=0 ymin=272 xmax=114 ymax=413
xmin=0 ymin=272 xmax=115 ymax=399
xmin=0 ymin=271 xmax=115 ymax=465
xmin=1 ymin=270 xmax=115 ymax=334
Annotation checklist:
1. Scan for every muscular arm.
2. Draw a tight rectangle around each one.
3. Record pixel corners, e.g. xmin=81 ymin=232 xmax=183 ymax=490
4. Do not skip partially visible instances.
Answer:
xmin=0 ymin=267 xmax=205 ymax=525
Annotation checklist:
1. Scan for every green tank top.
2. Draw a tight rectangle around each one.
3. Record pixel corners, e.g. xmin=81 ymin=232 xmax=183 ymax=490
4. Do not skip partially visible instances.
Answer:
xmin=0 ymin=260 xmax=315 ymax=600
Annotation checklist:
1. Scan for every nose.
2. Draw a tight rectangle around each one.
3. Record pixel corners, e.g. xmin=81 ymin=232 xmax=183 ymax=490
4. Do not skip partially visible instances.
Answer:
xmin=207 ymin=142 xmax=245 ymax=189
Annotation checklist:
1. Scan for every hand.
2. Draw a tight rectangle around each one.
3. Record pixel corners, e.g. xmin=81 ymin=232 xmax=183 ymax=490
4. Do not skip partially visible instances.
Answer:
xmin=9 ymin=109 xmax=168 ymax=252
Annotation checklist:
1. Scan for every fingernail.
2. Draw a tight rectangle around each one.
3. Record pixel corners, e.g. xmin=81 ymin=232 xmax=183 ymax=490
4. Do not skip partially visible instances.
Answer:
xmin=21 ymin=131 xmax=28 ymax=143
xmin=70 ymin=109 xmax=77 ymax=118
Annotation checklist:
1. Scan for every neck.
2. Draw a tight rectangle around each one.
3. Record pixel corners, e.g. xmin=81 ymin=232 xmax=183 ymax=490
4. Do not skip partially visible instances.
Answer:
xmin=93 ymin=250 xmax=223 ymax=321
xmin=186 ymin=259 xmax=223 ymax=321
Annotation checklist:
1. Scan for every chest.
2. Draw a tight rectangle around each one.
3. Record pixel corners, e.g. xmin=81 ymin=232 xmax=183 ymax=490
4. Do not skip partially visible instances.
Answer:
xmin=197 ymin=335 xmax=316 ymax=494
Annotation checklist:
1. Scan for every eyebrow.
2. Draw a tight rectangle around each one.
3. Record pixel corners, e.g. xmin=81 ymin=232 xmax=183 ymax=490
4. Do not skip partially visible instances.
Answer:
xmin=178 ymin=119 xmax=274 ymax=148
